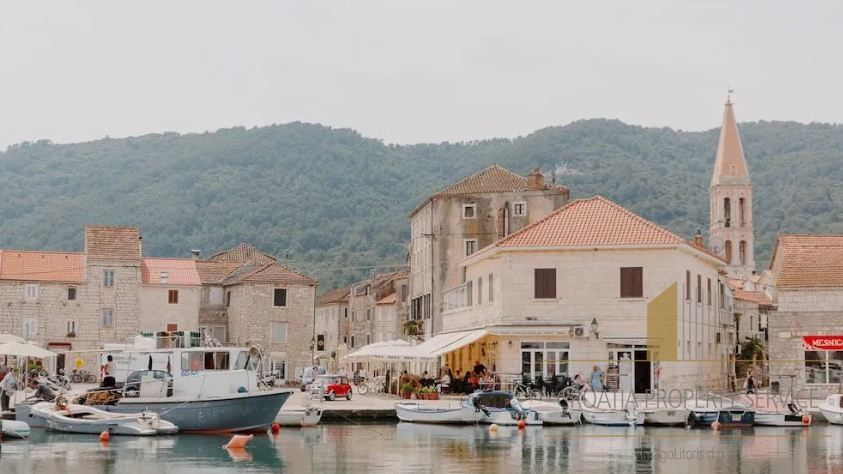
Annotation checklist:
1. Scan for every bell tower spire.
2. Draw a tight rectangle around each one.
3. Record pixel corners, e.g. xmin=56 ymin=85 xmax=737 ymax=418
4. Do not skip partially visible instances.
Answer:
xmin=709 ymin=93 xmax=755 ymax=278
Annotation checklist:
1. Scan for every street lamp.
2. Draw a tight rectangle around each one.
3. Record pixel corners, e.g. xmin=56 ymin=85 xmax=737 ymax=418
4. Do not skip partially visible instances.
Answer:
xmin=591 ymin=318 xmax=599 ymax=339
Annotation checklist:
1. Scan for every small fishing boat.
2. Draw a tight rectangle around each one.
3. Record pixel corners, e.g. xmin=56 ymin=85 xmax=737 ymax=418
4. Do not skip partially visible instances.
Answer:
xmin=742 ymin=394 xmax=811 ymax=427
xmin=818 ymin=394 xmax=843 ymax=425
xmin=716 ymin=408 xmax=755 ymax=427
xmin=579 ymin=391 xmax=641 ymax=426
xmin=32 ymin=401 xmax=178 ymax=436
xmin=395 ymin=402 xmax=484 ymax=424
xmin=687 ymin=396 xmax=754 ymax=427
xmin=536 ymin=399 xmax=581 ymax=425
xmin=461 ymin=391 xmax=542 ymax=426
xmin=275 ymin=407 xmax=323 ymax=427
xmin=1 ymin=419 xmax=31 ymax=438
xmin=640 ymin=405 xmax=690 ymax=426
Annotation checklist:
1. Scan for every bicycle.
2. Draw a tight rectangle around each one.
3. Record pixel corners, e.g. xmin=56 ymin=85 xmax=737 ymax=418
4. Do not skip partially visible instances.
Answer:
xmin=356 ymin=378 xmax=385 ymax=395
xmin=512 ymin=379 xmax=543 ymax=401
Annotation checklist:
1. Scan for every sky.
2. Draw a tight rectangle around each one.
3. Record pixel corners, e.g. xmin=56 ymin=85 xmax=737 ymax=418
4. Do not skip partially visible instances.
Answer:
xmin=1 ymin=1 xmax=841 ymax=148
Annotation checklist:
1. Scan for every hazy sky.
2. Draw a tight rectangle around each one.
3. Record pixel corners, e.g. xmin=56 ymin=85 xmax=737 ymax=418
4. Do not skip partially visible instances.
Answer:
xmin=1 ymin=1 xmax=841 ymax=148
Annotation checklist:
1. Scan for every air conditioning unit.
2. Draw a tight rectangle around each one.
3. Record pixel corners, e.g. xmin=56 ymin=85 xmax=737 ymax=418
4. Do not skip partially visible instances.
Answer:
xmin=574 ymin=327 xmax=584 ymax=337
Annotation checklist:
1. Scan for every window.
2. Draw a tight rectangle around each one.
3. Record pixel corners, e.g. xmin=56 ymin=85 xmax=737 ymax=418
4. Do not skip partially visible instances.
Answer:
xmin=463 ymin=204 xmax=476 ymax=219
xmin=534 ymin=268 xmax=556 ymax=299
xmin=271 ymin=322 xmax=288 ymax=343
xmin=343 ymin=336 xmax=348 ymax=344
xmin=366 ymin=308 xmax=373 ymax=321
xmin=725 ymin=240 xmax=733 ymax=264
xmin=478 ymin=277 xmax=483 ymax=305
xmin=488 ymin=273 xmax=494 ymax=302
xmin=465 ymin=239 xmax=477 ymax=257
xmin=103 ymin=269 xmax=115 ymax=287
xmin=513 ymin=202 xmax=527 ymax=216
xmin=101 ymin=308 xmax=114 ymax=327
xmin=366 ymin=334 xmax=371 ymax=346
xmin=226 ymin=291 xmax=231 ymax=307
xmin=521 ymin=341 xmax=570 ymax=378
xmin=696 ymin=275 xmax=702 ymax=303
xmin=724 ymin=198 xmax=731 ymax=228
xmin=67 ymin=287 xmax=77 ymax=301
xmin=739 ymin=197 xmax=745 ymax=227
xmin=466 ymin=281 xmax=473 ymax=306
xmin=344 ymin=308 xmax=348 ymax=318
xmin=707 ymin=278 xmax=712 ymax=305
xmin=351 ymin=311 xmax=357 ymax=322
xmin=23 ymin=319 xmax=37 ymax=339
xmin=684 ymin=271 xmax=691 ymax=300
xmin=66 ymin=321 xmax=76 ymax=335
xmin=719 ymin=282 xmax=725 ymax=309
xmin=25 ymin=284 xmax=38 ymax=300
xmin=209 ymin=287 xmax=223 ymax=305
xmin=273 ymin=288 xmax=287 ymax=307
xmin=400 ymin=284 xmax=408 ymax=302
xmin=167 ymin=323 xmax=178 ymax=332
xmin=203 ymin=351 xmax=230 ymax=370
xmin=181 ymin=352 xmax=204 ymax=372
xmin=739 ymin=240 xmax=747 ymax=265
xmin=351 ymin=336 xmax=355 ymax=348
xmin=620 ymin=267 xmax=643 ymax=298
xmin=805 ymin=351 xmax=843 ymax=384
xmin=168 ymin=289 xmax=179 ymax=304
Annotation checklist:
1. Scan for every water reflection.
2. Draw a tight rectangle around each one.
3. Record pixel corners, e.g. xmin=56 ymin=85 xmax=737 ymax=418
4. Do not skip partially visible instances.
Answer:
xmin=2 ymin=424 xmax=842 ymax=473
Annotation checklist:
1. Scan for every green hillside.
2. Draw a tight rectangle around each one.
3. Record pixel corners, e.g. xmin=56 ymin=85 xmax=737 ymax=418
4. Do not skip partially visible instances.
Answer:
xmin=2 ymin=119 xmax=842 ymax=289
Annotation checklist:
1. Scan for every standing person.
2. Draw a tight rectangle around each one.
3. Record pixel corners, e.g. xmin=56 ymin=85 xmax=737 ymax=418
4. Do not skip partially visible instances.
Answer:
xmin=0 ymin=367 xmax=17 ymax=412
xmin=440 ymin=363 xmax=453 ymax=379
xmin=589 ymin=365 xmax=605 ymax=392
xmin=102 ymin=355 xmax=116 ymax=388
xmin=473 ymin=360 xmax=486 ymax=377
xmin=745 ymin=371 xmax=757 ymax=395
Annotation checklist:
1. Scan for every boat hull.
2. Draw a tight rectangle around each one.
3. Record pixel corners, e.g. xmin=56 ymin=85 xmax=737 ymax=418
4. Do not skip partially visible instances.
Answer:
xmin=642 ymin=408 xmax=690 ymax=426
xmin=14 ymin=400 xmax=46 ymax=428
xmin=581 ymin=409 xmax=642 ymax=426
xmin=482 ymin=409 xmax=542 ymax=426
xmin=716 ymin=409 xmax=755 ymax=427
xmin=275 ymin=407 xmax=323 ymax=427
xmin=33 ymin=404 xmax=177 ymax=436
xmin=819 ymin=405 xmax=843 ymax=425
xmin=538 ymin=410 xmax=582 ymax=425
xmin=1 ymin=420 xmax=31 ymax=438
xmin=106 ymin=390 xmax=291 ymax=432
xmin=396 ymin=403 xmax=484 ymax=424
xmin=689 ymin=410 xmax=719 ymax=425
xmin=754 ymin=412 xmax=811 ymax=427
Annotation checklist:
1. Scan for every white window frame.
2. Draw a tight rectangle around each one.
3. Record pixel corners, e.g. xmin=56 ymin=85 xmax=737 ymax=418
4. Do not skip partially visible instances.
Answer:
xmin=271 ymin=321 xmax=288 ymax=343
xmin=462 ymin=204 xmax=477 ymax=219
xmin=513 ymin=201 xmax=527 ymax=217
xmin=464 ymin=239 xmax=478 ymax=257
xmin=101 ymin=308 xmax=114 ymax=328
xmin=103 ymin=269 xmax=115 ymax=287
xmin=25 ymin=284 xmax=39 ymax=300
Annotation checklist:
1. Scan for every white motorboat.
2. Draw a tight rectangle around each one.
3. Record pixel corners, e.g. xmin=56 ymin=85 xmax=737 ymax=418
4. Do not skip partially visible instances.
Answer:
xmin=1 ymin=419 xmax=31 ymax=438
xmin=580 ymin=391 xmax=642 ymax=426
xmin=640 ymin=405 xmax=690 ymax=426
xmin=395 ymin=402 xmax=484 ymax=424
xmin=275 ymin=407 xmax=323 ymax=427
xmin=461 ymin=391 xmax=542 ymax=426
xmin=536 ymin=399 xmax=581 ymax=425
xmin=32 ymin=401 xmax=178 ymax=436
xmin=818 ymin=394 xmax=843 ymax=425
xmin=742 ymin=394 xmax=811 ymax=427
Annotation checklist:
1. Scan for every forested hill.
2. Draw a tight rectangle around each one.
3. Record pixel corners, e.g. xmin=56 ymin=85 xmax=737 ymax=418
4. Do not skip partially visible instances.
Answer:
xmin=1 ymin=119 xmax=842 ymax=289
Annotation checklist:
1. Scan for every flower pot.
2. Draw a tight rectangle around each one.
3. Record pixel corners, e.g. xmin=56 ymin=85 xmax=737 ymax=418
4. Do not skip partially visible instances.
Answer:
xmin=430 ymin=393 xmax=439 ymax=401
xmin=401 ymin=392 xmax=411 ymax=399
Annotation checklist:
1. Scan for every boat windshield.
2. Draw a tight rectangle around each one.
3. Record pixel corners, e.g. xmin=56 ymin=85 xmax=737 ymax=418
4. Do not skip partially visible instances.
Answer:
xmin=233 ymin=351 xmax=261 ymax=371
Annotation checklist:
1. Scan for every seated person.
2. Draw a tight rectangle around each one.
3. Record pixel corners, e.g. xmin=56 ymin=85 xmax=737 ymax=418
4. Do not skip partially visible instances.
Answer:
xmin=572 ymin=374 xmax=586 ymax=389
xmin=436 ymin=373 xmax=451 ymax=393
xmin=28 ymin=380 xmax=56 ymax=402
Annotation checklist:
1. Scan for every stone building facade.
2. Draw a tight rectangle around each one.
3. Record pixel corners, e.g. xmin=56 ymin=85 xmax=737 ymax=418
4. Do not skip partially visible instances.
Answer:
xmin=408 ymin=165 xmax=569 ymax=338
xmin=314 ymin=287 xmax=349 ymax=372
xmin=139 ymin=257 xmax=202 ymax=334
xmin=346 ymin=271 xmax=408 ymax=352
xmin=766 ymin=235 xmax=843 ymax=397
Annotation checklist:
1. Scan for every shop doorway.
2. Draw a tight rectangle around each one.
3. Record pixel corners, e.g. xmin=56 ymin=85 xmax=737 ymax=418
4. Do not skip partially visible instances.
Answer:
xmin=608 ymin=344 xmax=652 ymax=393
xmin=634 ymin=350 xmax=651 ymax=393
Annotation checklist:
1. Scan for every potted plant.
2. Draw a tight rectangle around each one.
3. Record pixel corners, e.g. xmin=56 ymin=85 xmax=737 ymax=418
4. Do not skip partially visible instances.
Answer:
xmin=400 ymin=382 xmax=414 ymax=399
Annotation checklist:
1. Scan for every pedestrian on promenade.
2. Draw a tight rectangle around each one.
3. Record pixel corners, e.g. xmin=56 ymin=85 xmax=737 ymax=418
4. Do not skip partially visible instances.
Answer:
xmin=589 ymin=365 xmax=605 ymax=392
xmin=0 ymin=367 xmax=18 ymax=411
xmin=745 ymin=371 xmax=757 ymax=394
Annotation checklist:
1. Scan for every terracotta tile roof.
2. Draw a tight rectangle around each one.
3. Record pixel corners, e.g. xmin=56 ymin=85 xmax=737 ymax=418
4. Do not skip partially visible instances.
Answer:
xmin=195 ymin=261 xmax=242 ymax=285
xmin=223 ymin=263 xmax=317 ymax=286
xmin=734 ymin=289 xmax=773 ymax=305
xmin=376 ymin=293 xmax=396 ymax=305
xmin=206 ymin=243 xmax=276 ymax=264
xmin=495 ymin=196 xmax=685 ymax=248
xmin=316 ymin=287 xmax=350 ymax=306
xmin=0 ymin=250 xmax=85 ymax=283
xmin=141 ymin=258 xmax=201 ymax=286
xmin=772 ymin=235 xmax=843 ymax=288
xmin=84 ymin=226 xmax=141 ymax=262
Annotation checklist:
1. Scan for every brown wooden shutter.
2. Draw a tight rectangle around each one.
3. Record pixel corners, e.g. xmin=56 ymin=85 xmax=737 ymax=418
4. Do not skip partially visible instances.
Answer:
xmin=534 ymin=269 xmax=556 ymax=299
xmin=620 ymin=267 xmax=643 ymax=298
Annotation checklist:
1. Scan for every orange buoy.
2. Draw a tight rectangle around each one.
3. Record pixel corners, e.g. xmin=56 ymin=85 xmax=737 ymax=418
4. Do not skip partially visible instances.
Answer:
xmin=99 ymin=430 xmax=110 ymax=442
xmin=489 ymin=424 xmax=499 ymax=432
xmin=802 ymin=415 xmax=811 ymax=425
xmin=518 ymin=420 xmax=527 ymax=428
xmin=224 ymin=434 xmax=254 ymax=449
xmin=270 ymin=422 xmax=281 ymax=434
xmin=711 ymin=421 xmax=721 ymax=430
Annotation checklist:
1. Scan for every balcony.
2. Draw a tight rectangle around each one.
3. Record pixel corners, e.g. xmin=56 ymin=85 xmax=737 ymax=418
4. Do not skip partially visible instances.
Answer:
xmin=443 ymin=284 xmax=470 ymax=314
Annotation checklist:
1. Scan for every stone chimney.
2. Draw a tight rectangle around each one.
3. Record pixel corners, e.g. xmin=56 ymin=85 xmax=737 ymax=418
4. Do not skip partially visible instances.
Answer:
xmin=694 ymin=229 xmax=704 ymax=249
xmin=527 ymin=168 xmax=544 ymax=190
xmin=191 ymin=249 xmax=201 ymax=260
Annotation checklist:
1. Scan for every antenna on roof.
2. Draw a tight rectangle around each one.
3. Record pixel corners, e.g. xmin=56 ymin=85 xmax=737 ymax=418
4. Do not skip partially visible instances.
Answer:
xmin=726 ymin=87 xmax=734 ymax=104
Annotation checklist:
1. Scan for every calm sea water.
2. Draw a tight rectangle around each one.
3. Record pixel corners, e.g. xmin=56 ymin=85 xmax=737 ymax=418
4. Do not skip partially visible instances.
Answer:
xmin=2 ymin=424 xmax=842 ymax=474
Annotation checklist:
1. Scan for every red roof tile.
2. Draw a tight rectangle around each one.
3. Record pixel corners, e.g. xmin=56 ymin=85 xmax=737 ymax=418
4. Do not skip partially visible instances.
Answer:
xmin=376 ymin=293 xmax=396 ymax=305
xmin=141 ymin=258 xmax=201 ymax=286
xmin=195 ymin=261 xmax=242 ymax=285
xmin=84 ymin=226 xmax=141 ymax=262
xmin=317 ymin=287 xmax=350 ymax=306
xmin=224 ymin=263 xmax=317 ymax=286
xmin=495 ymin=196 xmax=685 ymax=248
xmin=772 ymin=235 xmax=843 ymax=288
xmin=0 ymin=250 xmax=85 ymax=283
xmin=206 ymin=243 xmax=276 ymax=264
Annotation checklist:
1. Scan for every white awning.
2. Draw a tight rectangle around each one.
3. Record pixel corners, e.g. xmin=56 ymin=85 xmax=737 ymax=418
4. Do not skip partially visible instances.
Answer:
xmin=0 ymin=341 xmax=57 ymax=358
xmin=414 ymin=329 xmax=488 ymax=358
xmin=339 ymin=339 xmax=415 ymax=362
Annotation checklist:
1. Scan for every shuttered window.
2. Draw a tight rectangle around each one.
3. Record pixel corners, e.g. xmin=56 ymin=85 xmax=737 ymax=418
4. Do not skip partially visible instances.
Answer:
xmin=697 ymin=274 xmax=702 ymax=303
xmin=620 ymin=267 xmax=643 ymax=298
xmin=685 ymin=271 xmax=691 ymax=300
xmin=273 ymin=288 xmax=287 ymax=307
xmin=534 ymin=269 xmax=557 ymax=299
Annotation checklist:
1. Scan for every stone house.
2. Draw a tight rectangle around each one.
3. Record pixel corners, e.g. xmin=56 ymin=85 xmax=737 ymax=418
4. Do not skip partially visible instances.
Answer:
xmin=408 ymin=165 xmax=569 ymax=338
xmin=198 ymin=243 xmax=318 ymax=383
xmin=766 ymin=235 xmax=843 ymax=397
xmin=139 ymin=257 xmax=202 ymax=334
xmin=346 ymin=271 xmax=408 ymax=354
xmin=436 ymin=196 xmax=736 ymax=391
xmin=314 ymin=287 xmax=349 ymax=372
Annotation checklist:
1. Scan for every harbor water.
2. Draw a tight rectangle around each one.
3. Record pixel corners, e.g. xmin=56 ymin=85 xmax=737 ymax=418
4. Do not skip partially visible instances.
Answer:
xmin=2 ymin=423 xmax=842 ymax=473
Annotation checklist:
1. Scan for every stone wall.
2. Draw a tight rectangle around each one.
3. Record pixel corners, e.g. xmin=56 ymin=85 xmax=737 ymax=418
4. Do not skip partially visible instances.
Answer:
xmin=139 ymin=285 xmax=201 ymax=333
